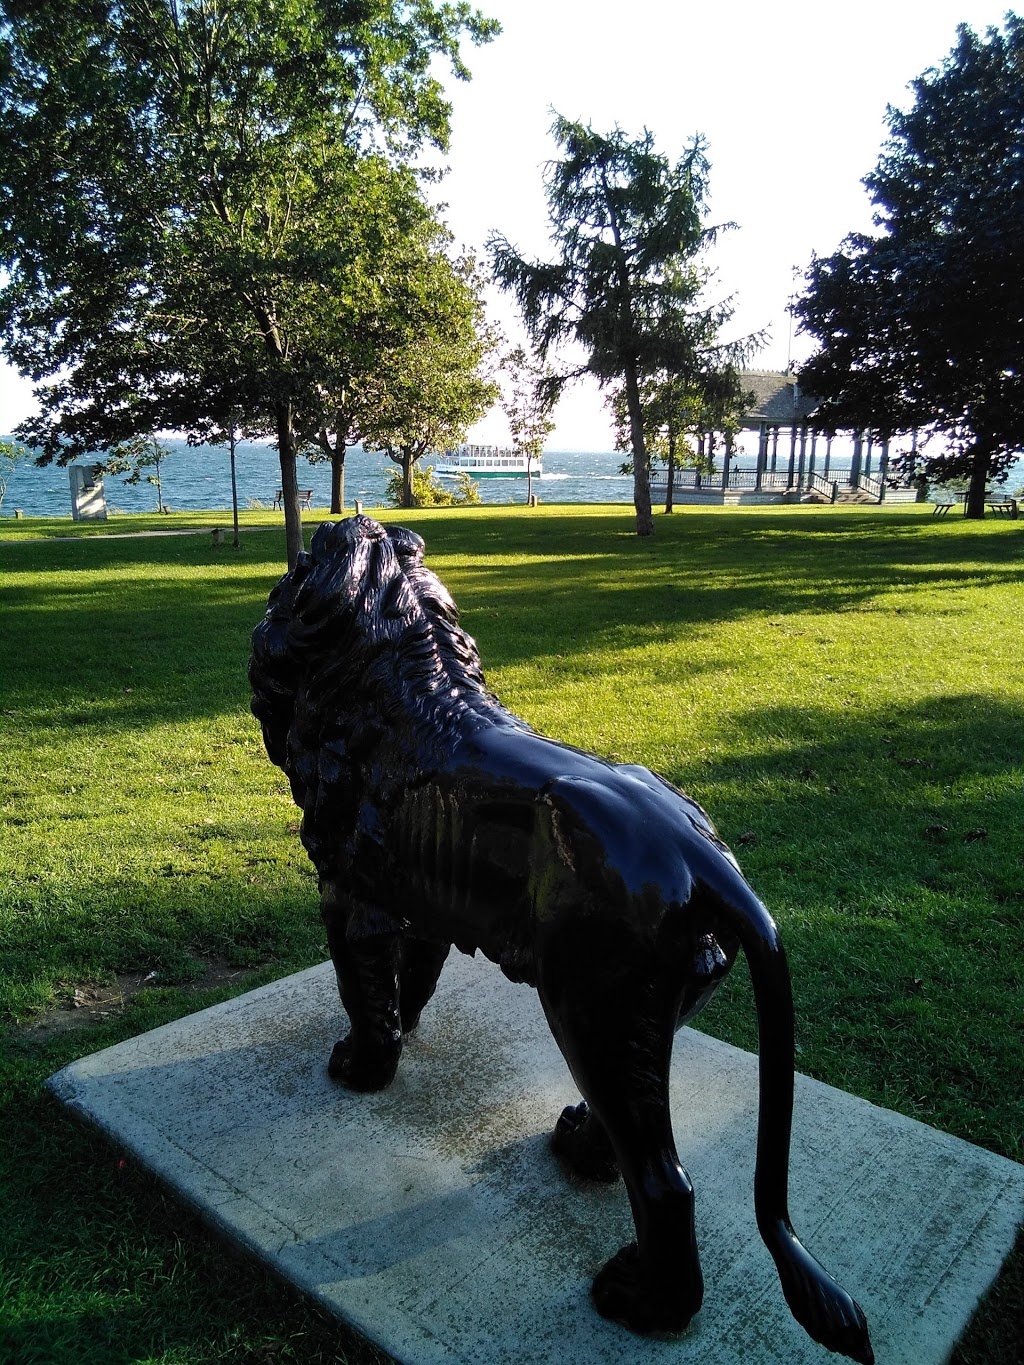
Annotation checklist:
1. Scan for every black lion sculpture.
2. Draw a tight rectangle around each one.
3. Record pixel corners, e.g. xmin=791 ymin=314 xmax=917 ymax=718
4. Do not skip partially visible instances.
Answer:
xmin=250 ymin=515 xmax=872 ymax=1364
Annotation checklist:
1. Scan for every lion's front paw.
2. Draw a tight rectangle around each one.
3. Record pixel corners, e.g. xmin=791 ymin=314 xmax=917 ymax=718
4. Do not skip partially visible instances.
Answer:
xmin=327 ymin=1034 xmax=399 ymax=1092
xmin=592 ymin=1244 xmax=702 ymax=1335
xmin=551 ymin=1102 xmax=620 ymax=1182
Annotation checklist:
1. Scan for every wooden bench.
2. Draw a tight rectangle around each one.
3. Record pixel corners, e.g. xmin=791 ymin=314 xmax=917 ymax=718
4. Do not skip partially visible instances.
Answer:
xmin=273 ymin=489 xmax=313 ymax=510
xmin=931 ymin=501 xmax=957 ymax=516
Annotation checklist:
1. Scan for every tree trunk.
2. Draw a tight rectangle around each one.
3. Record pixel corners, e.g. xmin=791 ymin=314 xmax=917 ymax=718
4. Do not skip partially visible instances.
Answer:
xmin=228 ymin=429 xmax=240 ymax=549
xmin=402 ymin=447 xmax=415 ymax=508
xmin=275 ymin=399 xmax=304 ymax=569
xmin=665 ymin=427 xmax=676 ymax=513
xmin=964 ymin=439 xmax=991 ymax=519
xmin=330 ymin=440 xmax=346 ymax=516
xmin=624 ymin=359 xmax=653 ymax=536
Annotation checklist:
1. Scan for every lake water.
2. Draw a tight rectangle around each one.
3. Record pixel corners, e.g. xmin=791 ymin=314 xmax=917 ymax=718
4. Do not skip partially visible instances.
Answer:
xmin=1 ymin=440 xmax=644 ymax=517
xmin=5 ymin=436 xmax=1018 ymax=519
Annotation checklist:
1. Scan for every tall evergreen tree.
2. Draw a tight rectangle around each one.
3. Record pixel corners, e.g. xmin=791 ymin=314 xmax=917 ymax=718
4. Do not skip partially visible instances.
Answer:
xmin=489 ymin=116 xmax=736 ymax=536
xmin=0 ymin=0 xmax=497 ymax=564
xmin=795 ymin=16 xmax=1024 ymax=517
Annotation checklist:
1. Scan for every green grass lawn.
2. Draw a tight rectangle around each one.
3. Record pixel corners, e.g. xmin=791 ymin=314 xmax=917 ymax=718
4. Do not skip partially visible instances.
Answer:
xmin=1 ymin=502 xmax=1021 ymax=1363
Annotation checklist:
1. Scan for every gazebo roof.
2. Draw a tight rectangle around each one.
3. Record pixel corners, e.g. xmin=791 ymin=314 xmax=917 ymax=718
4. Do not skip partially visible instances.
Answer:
xmin=739 ymin=370 xmax=820 ymax=426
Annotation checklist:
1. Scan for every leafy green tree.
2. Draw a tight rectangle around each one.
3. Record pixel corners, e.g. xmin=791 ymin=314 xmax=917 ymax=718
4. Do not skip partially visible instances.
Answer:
xmin=0 ymin=438 xmax=30 ymax=513
xmin=490 ymin=116 xmax=738 ymax=536
xmin=299 ymin=401 xmax=371 ymax=517
xmin=500 ymin=346 xmax=557 ymax=504
xmin=365 ymin=253 xmax=498 ymax=508
xmin=0 ymin=0 xmax=498 ymax=564
xmin=627 ymin=363 xmax=750 ymax=513
xmin=795 ymin=16 xmax=1024 ymax=518
xmin=293 ymin=187 xmax=471 ymax=515
xmin=93 ymin=434 xmax=171 ymax=513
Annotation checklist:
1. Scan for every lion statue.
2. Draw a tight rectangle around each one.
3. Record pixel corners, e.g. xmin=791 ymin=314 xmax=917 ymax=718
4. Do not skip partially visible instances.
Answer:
xmin=250 ymin=514 xmax=873 ymax=1364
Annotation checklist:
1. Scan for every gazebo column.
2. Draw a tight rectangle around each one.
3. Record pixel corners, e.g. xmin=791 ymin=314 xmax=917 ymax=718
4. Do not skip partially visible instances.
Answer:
xmin=723 ymin=431 xmax=734 ymax=489
xmin=755 ymin=422 xmax=768 ymax=490
xmin=851 ymin=430 xmax=864 ymax=486
xmin=786 ymin=422 xmax=798 ymax=487
xmin=770 ymin=426 xmax=780 ymax=473
xmin=878 ymin=439 xmax=890 ymax=501
xmin=823 ymin=434 xmax=833 ymax=478
xmin=808 ymin=431 xmax=818 ymax=481
xmin=796 ymin=422 xmax=808 ymax=489
xmin=864 ymin=437 xmax=874 ymax=478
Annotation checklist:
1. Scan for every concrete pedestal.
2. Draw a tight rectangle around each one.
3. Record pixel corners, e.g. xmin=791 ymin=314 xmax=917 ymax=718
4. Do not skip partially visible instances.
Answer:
xmin=48 ymin=953 xmax=1024 ymax=1365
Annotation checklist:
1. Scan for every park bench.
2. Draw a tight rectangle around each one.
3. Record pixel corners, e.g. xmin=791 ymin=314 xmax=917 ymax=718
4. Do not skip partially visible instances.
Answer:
xmin=931 ymin=501 xmax=957 ymax=516
xmin=273 ymin=489 xmax=313 ymax=510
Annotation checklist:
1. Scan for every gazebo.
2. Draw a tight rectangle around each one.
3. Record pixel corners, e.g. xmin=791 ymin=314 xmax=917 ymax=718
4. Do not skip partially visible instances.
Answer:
xmin=651 ymin=371 xmax=919 ymax=505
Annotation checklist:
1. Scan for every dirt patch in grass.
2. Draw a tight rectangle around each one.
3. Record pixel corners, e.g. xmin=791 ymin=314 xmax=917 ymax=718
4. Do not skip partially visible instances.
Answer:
xmin=18 ymin=957 xmax=261 ymax=1042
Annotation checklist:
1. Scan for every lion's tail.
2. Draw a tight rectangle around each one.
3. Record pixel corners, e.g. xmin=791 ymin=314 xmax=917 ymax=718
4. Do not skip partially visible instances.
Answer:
xmin=713 ymin=875 xmax=874 ymax=1365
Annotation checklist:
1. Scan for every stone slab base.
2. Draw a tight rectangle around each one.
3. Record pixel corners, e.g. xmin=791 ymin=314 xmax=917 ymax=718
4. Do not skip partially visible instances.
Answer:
xmin=47 ymin=954 xmax=1024 ymax=1365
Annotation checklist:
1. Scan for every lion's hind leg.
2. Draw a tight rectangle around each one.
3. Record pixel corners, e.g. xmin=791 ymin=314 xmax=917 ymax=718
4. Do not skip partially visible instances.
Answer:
xmin=537 ymin=956 xmax=702 ymax=1335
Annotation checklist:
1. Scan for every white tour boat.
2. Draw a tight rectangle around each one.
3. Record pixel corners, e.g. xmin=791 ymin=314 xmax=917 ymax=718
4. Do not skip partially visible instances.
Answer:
xmin=434 ymin=444 xmax=542 ymax=479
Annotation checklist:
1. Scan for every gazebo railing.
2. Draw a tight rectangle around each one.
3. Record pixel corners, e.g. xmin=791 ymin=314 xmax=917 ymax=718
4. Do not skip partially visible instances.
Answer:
xmin=649 ymin=463 xmax=913 ymax=501
xmin=651 ymin=466 xmax=791 ymax=493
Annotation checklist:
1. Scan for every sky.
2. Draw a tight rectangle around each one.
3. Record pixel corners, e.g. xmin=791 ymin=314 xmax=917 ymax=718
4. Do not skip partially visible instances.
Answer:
xmin=0 ymin=0 xmax=1013 ymax=450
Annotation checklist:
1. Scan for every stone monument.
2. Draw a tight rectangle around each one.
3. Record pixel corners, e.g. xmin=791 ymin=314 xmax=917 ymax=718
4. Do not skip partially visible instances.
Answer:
xmin=69 ymin=465 xmax=107 ymax=521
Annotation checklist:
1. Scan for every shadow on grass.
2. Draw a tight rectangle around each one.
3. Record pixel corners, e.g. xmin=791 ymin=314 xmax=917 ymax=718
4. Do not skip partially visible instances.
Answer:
xmin=1 ymin=996 xmax=389 ymax=1365
xmin=4 ymin=508 xmax=1021 ymax=1365
xmin=4 ymin=509 xmax=1022 ymax=733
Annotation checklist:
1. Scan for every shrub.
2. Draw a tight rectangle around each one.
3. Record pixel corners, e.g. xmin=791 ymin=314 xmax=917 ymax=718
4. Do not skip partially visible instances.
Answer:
xmin=384 ymin=465 xmax=481 ymax=508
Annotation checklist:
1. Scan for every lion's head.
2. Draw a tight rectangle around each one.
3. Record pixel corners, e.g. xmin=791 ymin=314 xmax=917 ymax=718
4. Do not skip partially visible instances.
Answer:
xmin=250 ymin=515 xmax=490 ymax=808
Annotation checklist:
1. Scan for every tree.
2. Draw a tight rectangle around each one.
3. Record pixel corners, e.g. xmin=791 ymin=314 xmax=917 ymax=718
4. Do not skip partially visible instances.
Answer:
xmin=490 ymin=116 xmax=739 ymax=536
xmin=794 ymin=16 xmax=1024 ymax=518
xmin=93 ymin=434 xmax=171 ymax=513
xmin=616 ymin=362 xmax=750 ymax=512
xmin=500 ymin=346 xmax=557 ymax=504
xmin=0 ymin=0 xmax=498 ymax=565
xmin=0 ymin=438 xmax=30 ymax=513
xmin=299 ymin=398 xmax=371 ymax=518
xmin=292 ymin=182 xmax=471 ymax=516
xmin=364 ymin=252 xmax=498 ymax=508
xmin=609 ymin=258 xmax=755 ymax=514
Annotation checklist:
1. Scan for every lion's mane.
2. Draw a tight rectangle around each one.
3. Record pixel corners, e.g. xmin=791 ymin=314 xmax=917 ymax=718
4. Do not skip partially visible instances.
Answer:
xmin=250 ymin=516 xmax=503 ymax=866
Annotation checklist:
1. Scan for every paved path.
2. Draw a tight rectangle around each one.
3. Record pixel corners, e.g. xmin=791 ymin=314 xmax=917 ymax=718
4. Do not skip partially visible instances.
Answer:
xmin=1 ymin=526 xmax=245 ymax=544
